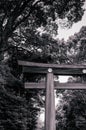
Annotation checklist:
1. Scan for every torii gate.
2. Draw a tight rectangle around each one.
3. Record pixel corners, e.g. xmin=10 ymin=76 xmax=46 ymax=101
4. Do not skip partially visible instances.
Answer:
xmin=18 ymin=60 xmax=86 ymax=130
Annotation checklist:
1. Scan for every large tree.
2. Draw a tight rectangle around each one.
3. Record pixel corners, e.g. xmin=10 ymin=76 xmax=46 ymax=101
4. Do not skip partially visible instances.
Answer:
xmin=0 ymin=0 xmax=85 ymax=60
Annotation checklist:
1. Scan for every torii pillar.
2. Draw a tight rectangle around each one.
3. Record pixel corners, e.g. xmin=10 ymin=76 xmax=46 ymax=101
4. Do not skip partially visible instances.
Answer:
xmin=45 ymin=68 xmax=55 ymax=130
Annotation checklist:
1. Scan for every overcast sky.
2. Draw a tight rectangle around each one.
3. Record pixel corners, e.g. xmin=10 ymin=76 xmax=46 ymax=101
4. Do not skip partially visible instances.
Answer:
xmin=57 ymin=1 xmax=86 ymax=41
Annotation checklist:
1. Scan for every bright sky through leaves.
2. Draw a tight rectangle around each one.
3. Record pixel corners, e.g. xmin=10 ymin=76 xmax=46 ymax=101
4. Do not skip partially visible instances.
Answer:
xmin=57 ymin=1 xmax=86 ymax=41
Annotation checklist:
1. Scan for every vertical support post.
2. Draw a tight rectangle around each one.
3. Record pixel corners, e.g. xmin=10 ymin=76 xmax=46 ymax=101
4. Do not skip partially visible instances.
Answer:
xmin=45 ymin=68 xmax=55 ymax=130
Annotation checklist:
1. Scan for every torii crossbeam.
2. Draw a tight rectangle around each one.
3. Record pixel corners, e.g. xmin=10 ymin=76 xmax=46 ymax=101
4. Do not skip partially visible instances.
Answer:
xmin=18 ymin=60 xmax=86 ymax=130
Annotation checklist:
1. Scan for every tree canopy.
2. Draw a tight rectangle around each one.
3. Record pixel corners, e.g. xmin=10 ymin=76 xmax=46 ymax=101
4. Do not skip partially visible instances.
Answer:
xmin=0 ymin=0 xmax=85 ymax=55
xmin=67 ymin=26 xmax=86 ymax=64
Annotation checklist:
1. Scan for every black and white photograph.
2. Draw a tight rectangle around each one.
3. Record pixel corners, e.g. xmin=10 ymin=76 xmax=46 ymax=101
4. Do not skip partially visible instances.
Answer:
xmin=0 ymin=0 xmax=86 ymax=130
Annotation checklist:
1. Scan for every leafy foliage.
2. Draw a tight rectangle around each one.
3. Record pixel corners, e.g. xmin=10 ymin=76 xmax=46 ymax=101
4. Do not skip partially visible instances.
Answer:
xmin=9 ymin=25 xmax=71 ymax=64
xmin=0 ymin=0 xmax=85 ymax=54
xmin=0 ymin=62 xmax=41 ymax=130
xmin=56 ymin=90 xmax=86 ymax=130
xmin=67 ymin=26 xmax=86 ymax=63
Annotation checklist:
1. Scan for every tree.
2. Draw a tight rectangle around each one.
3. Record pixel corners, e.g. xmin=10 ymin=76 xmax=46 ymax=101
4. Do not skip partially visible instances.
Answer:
xmin=67 ymin=26 xmax=86 ymax=64
xmin=56 ymin=90 xmax=86 ymax=130
xmin=9 ymin=25 xmax=73 ymax=65
xmin=0 ymin=62 xmax=41 ymax=130
xmin=0 ymin=0 xmax=85 ymax=60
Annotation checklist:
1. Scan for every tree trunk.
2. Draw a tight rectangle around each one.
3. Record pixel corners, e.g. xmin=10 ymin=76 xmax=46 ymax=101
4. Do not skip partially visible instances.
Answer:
xmin=0 ymin=33 xmax=8 ymax=61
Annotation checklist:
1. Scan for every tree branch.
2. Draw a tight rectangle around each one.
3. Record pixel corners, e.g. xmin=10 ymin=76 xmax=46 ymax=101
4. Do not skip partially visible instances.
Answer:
xmin=62 ymin=53 xmax=73 ymax=64
xmin=12 ymin=0 xmax=42 ymax=31
xmin=3 ymin=0 xmax=31 ymax=38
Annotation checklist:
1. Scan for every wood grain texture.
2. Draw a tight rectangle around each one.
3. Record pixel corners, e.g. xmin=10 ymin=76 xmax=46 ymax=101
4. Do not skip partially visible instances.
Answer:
xmin=25 ymin=82 xmax=86 ymax=89
xmin=45 ymin=72 xmax=55 ymax=130
xmin=18 ymin=60 xmax=86 ymax=69
xmin=23 ymin=66 xmax=84 ymax=75
xmin=18 ymin=60 xmax=86 ymax=75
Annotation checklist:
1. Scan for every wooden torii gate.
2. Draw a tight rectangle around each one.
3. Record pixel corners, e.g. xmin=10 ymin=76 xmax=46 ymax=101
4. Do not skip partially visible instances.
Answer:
xmin=18 ymin=60 xmax=86 ymax=130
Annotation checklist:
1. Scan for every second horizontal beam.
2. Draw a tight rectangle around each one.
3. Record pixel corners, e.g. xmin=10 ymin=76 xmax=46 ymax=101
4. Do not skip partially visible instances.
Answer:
xmin=25 ymin=82 xmax=86 ymax=89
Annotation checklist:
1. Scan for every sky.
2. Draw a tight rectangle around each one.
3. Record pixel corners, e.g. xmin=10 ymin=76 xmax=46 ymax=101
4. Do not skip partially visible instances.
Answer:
xmin=37 ymin=2 xmax=86 ymax=41
xmin=57 ymin=1 xmax=86 ymax=41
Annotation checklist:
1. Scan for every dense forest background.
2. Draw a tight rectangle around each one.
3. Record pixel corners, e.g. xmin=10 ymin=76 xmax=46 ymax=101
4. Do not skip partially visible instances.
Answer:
xmin=0 ymin=0 xmax=86 ymax=130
